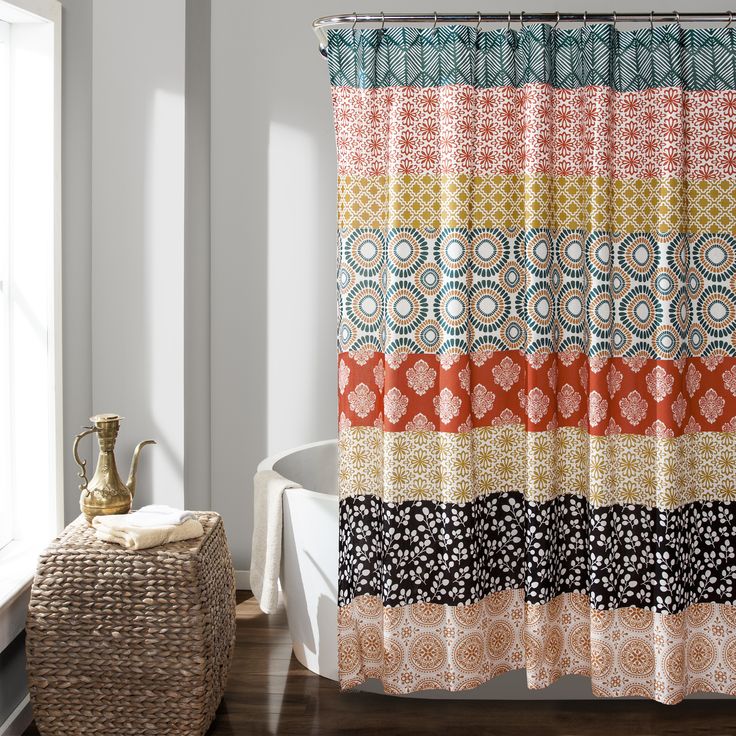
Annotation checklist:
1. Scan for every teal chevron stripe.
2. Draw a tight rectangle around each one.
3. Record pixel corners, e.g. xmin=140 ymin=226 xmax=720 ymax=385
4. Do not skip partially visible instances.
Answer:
xmin=327 ymin=24 xmax=736 ymax=91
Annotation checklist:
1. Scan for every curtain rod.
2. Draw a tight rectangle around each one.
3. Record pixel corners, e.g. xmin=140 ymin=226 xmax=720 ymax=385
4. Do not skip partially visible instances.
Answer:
xmin=313 ymin=11 xmax=735 ymax=57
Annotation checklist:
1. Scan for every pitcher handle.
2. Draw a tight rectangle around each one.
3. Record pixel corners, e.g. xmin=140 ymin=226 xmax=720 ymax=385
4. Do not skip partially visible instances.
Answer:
xmin=72 ymin=427 xmax=97 ymax=492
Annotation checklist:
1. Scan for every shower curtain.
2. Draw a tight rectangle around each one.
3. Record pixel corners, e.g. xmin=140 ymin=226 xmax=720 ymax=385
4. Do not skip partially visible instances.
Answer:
xmin=327 ymin=22 xmax=736 ymax=703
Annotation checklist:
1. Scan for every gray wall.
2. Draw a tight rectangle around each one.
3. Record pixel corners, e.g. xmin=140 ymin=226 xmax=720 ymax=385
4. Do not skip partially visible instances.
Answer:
xmin=61 ymin=0 xmax=212 ymax=521
xmin=90 ymin=0 xmax=187 ymax=509
xmin=184 ymin=0 xmax=212 ymax=515
xmin=60 ymin=0 xmax=93 ymax=527
xmin=210 ymin=0 xmax=339 ymax=573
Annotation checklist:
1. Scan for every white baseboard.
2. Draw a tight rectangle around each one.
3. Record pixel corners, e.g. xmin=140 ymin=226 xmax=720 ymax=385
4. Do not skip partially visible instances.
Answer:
xmin=235 ymin=569 xmax=250 ymax=590
xmin=0 ymin=695 xmax=31 ymax=736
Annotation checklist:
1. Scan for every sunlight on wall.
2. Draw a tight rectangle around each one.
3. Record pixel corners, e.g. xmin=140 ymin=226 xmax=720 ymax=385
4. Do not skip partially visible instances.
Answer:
xmin=144 ymin=87 xmax=185 ymax=507
xmin=267 ymin=121 xmax=320 ymax=453
xmin=91 ymin=0 xmax=187 ymax=511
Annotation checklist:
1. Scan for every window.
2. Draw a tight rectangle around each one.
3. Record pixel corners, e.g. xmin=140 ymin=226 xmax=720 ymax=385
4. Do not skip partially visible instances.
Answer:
xmin=0 ymin=0 xmax=62 ymax=558
xmin=0 ymin=19 xmax=9 ymax=551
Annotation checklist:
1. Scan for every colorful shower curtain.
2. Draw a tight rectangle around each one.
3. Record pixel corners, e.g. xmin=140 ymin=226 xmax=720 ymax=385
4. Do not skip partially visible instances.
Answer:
xmin=327 ymin=23 xmax=736 ymax=703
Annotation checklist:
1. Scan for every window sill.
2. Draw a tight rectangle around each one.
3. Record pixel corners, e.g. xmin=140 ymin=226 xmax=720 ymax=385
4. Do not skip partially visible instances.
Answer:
xmin=0 ymin=540 xmax=43 ymax=653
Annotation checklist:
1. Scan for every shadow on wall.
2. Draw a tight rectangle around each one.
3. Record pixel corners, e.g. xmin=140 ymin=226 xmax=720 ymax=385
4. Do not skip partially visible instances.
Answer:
xmin=92 ymin=82 xmax=185 ymax=509
xmin=211 ymin=1 xmax=338 ymax=572
xmin=90 ymin=1 xmax=187 ymax=515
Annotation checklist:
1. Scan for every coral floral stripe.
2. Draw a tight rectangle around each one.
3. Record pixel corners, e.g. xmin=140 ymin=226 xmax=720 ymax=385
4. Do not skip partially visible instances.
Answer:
xmin=333 ymin=84 xmax=736 ymax=181
xmin=338 ymin=350 xmax=736 ymax=436
xmin=339 ymin=592 xmax=736 ymax=704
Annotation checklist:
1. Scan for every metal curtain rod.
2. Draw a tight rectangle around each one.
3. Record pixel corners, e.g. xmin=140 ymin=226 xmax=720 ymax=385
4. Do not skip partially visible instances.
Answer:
xmin=313 ymin=11 xmax=735 ymax=56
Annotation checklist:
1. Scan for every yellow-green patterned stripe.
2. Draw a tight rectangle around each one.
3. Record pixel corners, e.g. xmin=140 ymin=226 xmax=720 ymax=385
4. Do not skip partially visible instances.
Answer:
xmin=338 ymin=425 xmax=736 ymax=509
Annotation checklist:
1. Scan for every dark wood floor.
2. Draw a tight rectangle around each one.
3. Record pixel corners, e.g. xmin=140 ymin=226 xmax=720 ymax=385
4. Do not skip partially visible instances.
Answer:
xmin=24 ymin=591 xmax=736 ymax=735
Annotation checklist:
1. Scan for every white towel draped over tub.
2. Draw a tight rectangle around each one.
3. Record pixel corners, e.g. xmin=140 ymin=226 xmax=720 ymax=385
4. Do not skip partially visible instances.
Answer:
xmin=251 ymin=470 xmax=302 ymax=614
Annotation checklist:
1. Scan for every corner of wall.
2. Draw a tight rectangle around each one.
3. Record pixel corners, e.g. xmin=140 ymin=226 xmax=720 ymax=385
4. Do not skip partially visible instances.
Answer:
xmin=61 ymin=0 xmax=94 ymax=525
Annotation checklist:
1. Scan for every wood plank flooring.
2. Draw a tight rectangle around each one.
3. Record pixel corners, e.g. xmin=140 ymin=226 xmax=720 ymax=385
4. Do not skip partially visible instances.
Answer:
xmin=24 ymin=591 xmax=736 ymax=735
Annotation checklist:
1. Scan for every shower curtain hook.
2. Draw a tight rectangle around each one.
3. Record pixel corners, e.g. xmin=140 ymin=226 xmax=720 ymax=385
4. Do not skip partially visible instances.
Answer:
xmin=507 ymin=11 xmax=512 ymax=31
xmin=554 ymin=10 xmax=560 ymax=30
xmin=728 ymin=11 xmax=734 ymax=28
xmin=351 ymin=11 xmax=357 ymax=31
xmin=612 ymin=10 xmax=617 ymax=29
xmin=650 ymin=10 xmax=654 ymax=30
xmin=520 ymin=10 xmax=526 ymax=28
xmin=583 ymin=10 xmax=588 ymax=27
xmin=476 ymin=10 xmax=482 ymax=31
xmin=380 ymin=11 xmax=386 ymax=31
xmin=432 ymin=11 xmax=438 ymax=31
xmin=673 ymin=10 xmax=681 ymax=27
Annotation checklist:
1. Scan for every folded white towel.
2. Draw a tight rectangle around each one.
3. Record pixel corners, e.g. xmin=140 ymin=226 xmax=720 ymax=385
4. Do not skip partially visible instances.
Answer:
xmin=250 ymin=470 xmax=302 ymax=614
xmin=92 ymin=515 xmax=204 ymax=550
xmin=125 ymin=505 xmax=196 ymax=527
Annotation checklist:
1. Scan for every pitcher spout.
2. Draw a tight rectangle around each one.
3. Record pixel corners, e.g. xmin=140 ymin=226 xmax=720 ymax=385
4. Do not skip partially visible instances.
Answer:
xmin=127 ymin=439 xmax=156 ymax=499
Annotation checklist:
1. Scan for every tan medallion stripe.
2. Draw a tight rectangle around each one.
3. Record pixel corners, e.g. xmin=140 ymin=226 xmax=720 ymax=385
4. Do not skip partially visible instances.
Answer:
xmin=338 ymin=175 xmax=736 ymax=234
xmin=338 ymin=425 xmax=736 ymax=508
xmin=338 ymin=591 xmax=736 ymax=704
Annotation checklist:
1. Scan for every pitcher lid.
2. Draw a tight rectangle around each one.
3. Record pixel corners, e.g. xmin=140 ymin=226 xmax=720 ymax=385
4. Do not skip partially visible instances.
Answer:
xmin=90 ymin=413 xmax=123 ymax=424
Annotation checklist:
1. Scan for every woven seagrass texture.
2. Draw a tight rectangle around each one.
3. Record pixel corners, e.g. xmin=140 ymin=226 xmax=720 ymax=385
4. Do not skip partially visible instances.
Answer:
xmin=26 ymin=512 xmax=236 ymax=736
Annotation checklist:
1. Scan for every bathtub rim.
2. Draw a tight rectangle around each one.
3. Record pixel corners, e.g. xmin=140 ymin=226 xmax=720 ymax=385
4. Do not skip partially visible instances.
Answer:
xmin=257 ymin=438 xmax=338 ymax=502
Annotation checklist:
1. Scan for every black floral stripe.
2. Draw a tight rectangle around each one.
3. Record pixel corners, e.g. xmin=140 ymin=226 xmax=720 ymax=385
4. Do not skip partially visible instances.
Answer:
xmin=339 ymin=493 xmax=736 ymax=613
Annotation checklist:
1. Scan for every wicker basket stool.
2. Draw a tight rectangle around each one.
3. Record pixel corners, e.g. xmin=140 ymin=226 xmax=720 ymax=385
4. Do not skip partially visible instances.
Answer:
xmin=26 ymin=512 xmax=236 ymax=736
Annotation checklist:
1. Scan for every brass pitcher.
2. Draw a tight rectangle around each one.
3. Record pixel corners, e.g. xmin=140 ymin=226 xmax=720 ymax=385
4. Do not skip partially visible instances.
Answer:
xmin=73 ymin=414 xmax=156 ymax=525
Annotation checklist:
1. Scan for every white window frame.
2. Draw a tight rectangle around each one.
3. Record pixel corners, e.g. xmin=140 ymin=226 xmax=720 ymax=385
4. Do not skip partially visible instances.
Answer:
xmin=0 ymin=19 xmax=11 ymax=553
xmin=0 ymin=0 xmax=62 ymax=635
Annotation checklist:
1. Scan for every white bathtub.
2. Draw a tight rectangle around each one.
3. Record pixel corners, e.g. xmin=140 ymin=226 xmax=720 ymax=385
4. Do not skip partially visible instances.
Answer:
xmin=258 ymin=440 xmax=340 ymax=680
xmin=258 ymin=440 xmax=604 ymax=699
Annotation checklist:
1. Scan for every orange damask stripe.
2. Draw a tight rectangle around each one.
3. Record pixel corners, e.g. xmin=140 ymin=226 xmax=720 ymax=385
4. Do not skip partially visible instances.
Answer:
xmin=338 ymin=349 xmax=736 ymax=437
xmin=339 ymin=592 xmax=736 ymax=703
